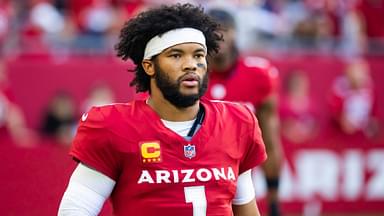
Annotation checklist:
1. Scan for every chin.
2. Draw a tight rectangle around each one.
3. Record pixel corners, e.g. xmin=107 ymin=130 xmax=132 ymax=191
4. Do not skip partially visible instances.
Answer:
xmin=180 ymin=90 xmax=199 ymax=97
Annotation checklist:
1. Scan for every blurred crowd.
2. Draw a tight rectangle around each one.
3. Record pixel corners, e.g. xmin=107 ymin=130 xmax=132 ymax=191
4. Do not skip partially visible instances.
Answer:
xmin=0 ymin=0 xmax=383 ymax=57
xmin=0 ymin=59 xmax=117 ymax=146
xmin=0 ymin=0 xmax=383 ymax=146
xmin=279 ymin=58 xmax=380 ymax=145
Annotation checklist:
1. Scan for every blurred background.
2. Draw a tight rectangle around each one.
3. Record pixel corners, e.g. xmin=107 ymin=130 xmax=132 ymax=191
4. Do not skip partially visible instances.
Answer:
xmin=0 ymin=0 xmax=383 ymax=215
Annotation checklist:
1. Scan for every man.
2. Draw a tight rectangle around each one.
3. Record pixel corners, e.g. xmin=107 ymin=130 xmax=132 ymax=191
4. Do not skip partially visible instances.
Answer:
xmin=0 ymin=60 xmax=36 ymax=146
xmin=329 ymin=58 xmax=379 ymax=138
xmin=206 ymin=9 xmax=282 ymax=216
xmin=58 ymin=4 xmax=267 ymax=216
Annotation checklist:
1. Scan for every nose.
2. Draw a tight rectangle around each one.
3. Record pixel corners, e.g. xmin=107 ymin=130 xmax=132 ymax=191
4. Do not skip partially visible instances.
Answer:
xmin=182 ymin=56 xmax=197 ymax=72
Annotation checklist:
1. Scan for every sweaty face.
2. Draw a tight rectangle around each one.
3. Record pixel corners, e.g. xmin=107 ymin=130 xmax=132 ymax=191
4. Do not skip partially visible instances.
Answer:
xmin=154 ymin=43 xmax=208 ymax=108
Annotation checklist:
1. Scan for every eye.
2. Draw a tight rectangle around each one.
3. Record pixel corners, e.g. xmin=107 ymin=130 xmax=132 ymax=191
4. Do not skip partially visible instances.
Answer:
xmin=169 ymin=54 xmax=181 ymax=59
xmin=194 ymin=53 xmax=205 ymax=59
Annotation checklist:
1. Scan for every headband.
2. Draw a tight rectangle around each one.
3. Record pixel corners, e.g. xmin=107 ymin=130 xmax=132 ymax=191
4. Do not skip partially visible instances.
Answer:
xmin=143 ymin=27 xmax=207 ymax=60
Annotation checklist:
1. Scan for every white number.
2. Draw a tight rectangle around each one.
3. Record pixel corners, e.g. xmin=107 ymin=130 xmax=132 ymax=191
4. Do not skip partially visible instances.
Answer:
xmin=184 ymin=186 xmax=207 ymax=216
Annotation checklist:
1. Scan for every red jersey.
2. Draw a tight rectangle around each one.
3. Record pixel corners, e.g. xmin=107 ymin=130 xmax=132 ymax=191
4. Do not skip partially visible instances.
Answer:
xmin=70 ymin=99 xmax=266 ymax=216
xmin=206 ymin=56 xmax=278 ymax=113
xmin=329 ymin=75 xmax=377 ymax=131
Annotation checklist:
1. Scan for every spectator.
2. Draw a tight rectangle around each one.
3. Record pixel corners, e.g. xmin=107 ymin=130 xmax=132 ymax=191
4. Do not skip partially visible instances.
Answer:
xmin=75 ymin=0 xmax=119 ymax=53
xmin=280 ymin=69 xmax=319 ymax=144
xmin=0 ymin=60 xmax=36 ymax=146
xmin=291 ymin=7 xmax=334 ymax=50
xmin=118 ymin=0 xmax=148 ymax=19
xmin=81 ymin=82 xmax=115 ymax=112
xmin=29 ymin=0 xmax=65 ymax=35
xmin=53 ymin=0 xmax=70 ymax=13
xmin=355 ymin=0 xmax=384 ymax=54
xmin=40 ymin=91 xmax=77 ymax=145
xmin=339 ymin=1 xmax=367 ymax=57
xmin=20 ymin=0 xmax=75 ymax=55
xmin=232 ymin=0 xmax=288 ymax=52
xmin=0 ymin=0 xmax=12 ymax=48
xmin=329 ymin=58 xmax=380 ymax=138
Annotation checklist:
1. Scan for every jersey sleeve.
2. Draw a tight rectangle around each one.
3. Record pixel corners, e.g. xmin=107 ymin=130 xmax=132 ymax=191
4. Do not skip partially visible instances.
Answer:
xmin=243 ymin=57 xmax=279 ymax=106
xmin=239 ymin=106 xmax=267 ymax=174
xmin=70 ymin=106 xmax=120 ymax=181
xmin=257 ymin=65 xmax=279 ymax=103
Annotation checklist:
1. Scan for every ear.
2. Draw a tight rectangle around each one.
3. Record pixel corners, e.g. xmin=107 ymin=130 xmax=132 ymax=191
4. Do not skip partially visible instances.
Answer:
xmin=142 ymin=59 xmax=155 ymax=76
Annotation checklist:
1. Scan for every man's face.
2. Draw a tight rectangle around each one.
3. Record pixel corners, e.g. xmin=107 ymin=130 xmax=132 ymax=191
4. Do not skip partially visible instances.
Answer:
xmin=154 ymin=43 xmax=208 ymax=108
xmin=346 ymin=60 xmax=370 ymax=88
xmin=209 ymin=26 xmax=236 ymax=68
xmin=218 ymin=27 xmax=236 ymax=54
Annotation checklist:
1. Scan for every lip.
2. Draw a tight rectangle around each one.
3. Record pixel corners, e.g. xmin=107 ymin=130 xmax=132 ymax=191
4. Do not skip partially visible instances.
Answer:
xmin=180 ymin=73 xmax=200 ymax=82
xmin=179 ymin=73 xmax=200 ymax=87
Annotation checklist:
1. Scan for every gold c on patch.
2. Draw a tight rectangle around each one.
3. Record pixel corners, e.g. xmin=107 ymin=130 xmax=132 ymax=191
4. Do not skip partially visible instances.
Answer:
xmin=140 ymin=141 xmax=162 ymax=163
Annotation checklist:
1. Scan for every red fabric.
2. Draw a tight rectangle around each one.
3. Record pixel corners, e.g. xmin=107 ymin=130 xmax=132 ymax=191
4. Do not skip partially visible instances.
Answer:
xmin=206 ymin=56 xmax=278 ymax=112
xmin=356 ymin=0 xmax=384 ymax=38
xmin=70 ymin=99 xmax=266 ymax=216
xmin=69 ymin=0 xmax=94 ymax=27
xmin=69 ymin=0 xmax=94 ymax=16
xmin=121 ymin=1 xmax=145 ymax=18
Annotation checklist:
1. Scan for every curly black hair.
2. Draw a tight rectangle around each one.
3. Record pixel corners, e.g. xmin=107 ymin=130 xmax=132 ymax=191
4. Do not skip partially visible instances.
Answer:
xmin=115 ymin=3 xmax=223 ymax=93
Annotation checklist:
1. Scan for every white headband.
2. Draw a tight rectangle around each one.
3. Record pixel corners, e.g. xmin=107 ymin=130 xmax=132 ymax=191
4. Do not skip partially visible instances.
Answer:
xmin=143 ymin=27 xmax=207 ymax=60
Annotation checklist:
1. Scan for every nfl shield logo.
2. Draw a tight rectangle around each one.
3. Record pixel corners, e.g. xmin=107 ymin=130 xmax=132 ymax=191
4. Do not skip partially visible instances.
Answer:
xmin=184 ymin=144 xmax=196 ymax=159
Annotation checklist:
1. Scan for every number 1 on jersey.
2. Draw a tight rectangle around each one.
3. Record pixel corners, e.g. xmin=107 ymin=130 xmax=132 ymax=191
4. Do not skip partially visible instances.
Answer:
xmin=184 ymin=186 xmax=207 ymax=216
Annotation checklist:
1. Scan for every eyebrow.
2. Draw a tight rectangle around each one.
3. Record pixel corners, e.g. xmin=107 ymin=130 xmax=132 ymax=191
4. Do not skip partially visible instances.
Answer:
xmin=194 ymin=48 xmax=206 ymax=53
xmin=165 ymin=47 xmax=206 ymax=54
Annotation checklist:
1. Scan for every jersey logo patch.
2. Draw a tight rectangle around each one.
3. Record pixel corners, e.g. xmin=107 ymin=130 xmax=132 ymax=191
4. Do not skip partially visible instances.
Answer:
xmin=140 ymin=141 xmax=162 ymax=163
xmin=81 ymin=113 xmax=88 ymax=122
xmin=184 ymin=144 xmax=196 ymax=159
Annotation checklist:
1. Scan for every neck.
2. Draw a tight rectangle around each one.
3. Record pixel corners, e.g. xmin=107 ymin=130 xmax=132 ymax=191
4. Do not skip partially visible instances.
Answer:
xmin=147 ymin=90 xmax=200 ymax=122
